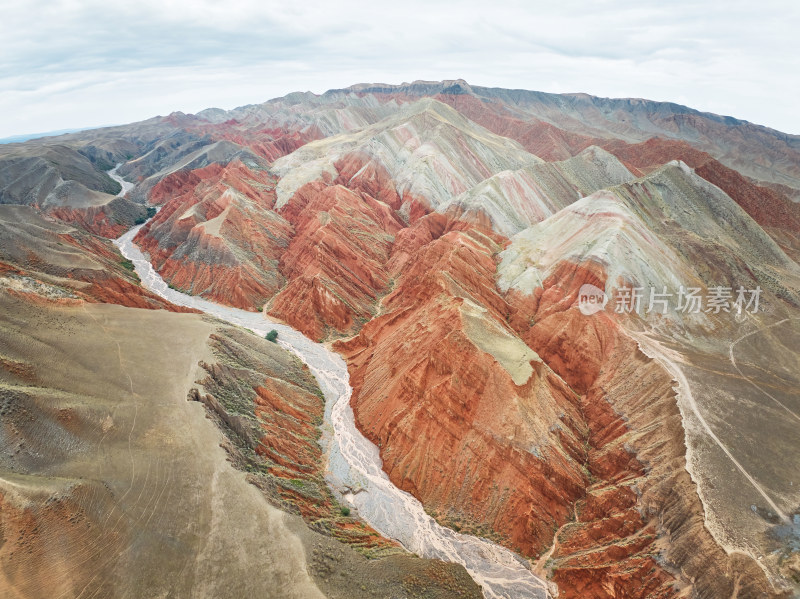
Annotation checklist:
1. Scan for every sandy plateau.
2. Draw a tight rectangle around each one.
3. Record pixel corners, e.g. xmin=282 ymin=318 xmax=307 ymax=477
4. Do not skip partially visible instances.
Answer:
xmin=0 ymin=293 xmax=322 ymax=598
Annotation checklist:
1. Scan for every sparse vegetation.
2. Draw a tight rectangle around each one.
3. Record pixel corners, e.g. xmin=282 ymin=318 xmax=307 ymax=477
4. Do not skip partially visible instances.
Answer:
xmin=266 ymin=329 xmax=278 ymax=342
xmin=340 ymin=506 xmax=351 ymax=517
xmin=120 ymin=258 xmax=135 ymax=271
xmin=134 ymin=206 xmax=157 ymax=225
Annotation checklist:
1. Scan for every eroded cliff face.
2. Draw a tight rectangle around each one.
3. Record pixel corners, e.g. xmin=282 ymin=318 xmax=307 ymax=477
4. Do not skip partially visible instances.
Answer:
xmin=134 ymin=157 xmax=411 ymax=339
xmin=135 ymin=159 xmax=292 ymax=309
xmin=551 ymin=330 xmax=777 ymax=599
xmin=336 ymin=205 xmax=789 ymax=598
xmin=269 ymin=181 xmax=404 ymax=339
xmin=334 ymin=230 xmax=679 ymax=595
xmin=336 ymin=223 xmax=591 ymax=557
xmin=509 ymin=263 xmax=778 ymax=598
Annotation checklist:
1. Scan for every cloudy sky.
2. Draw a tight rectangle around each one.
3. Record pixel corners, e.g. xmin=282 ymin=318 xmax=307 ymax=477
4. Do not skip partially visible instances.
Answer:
xmin=2 ymin=0 xmax=798 ymax=138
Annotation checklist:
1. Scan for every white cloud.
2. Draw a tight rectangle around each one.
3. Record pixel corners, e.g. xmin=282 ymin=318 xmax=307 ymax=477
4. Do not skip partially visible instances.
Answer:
xmin=1 ymin=0 xmax=798 ymax=137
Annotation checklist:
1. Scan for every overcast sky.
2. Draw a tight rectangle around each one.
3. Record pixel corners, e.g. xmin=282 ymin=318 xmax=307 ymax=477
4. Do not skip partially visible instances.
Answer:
xmin=2 ymin=0 xmax=798 ymax=138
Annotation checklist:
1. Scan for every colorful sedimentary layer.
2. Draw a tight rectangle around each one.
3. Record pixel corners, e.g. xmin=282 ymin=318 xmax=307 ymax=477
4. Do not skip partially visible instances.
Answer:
xmin=3 ymin=80 xmax=799 ymax=598
xmin=336 ymin=220 xmax=590 ymax=556
xmin=129 ymin=95 xmax=798 ymax=596
xmin=508 ymin=262 xmax=777 ymax=598
xmin=135 ymin=159 xmax=291 ymax=309
xmin=137 ymin=162 xmax=407 ymax=338
xmin=334 ymin=226 xmax=688 ymax=595
xmin=269 ymin=181 xmax=403 ymax=339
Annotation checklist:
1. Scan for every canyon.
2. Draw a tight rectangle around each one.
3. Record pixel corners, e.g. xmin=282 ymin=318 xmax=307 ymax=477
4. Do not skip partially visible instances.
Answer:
xmin=1 ymin=80 xmax=799 ymax=598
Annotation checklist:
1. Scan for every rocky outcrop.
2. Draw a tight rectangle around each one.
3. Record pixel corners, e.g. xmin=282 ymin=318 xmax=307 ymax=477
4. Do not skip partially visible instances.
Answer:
xmin=186 ymin=122 xmax=321 ymax=162
xmin=193 ymin=325 xmax=398 ymax=552
xmin=47 ymin=194 xmax=150 ymax=238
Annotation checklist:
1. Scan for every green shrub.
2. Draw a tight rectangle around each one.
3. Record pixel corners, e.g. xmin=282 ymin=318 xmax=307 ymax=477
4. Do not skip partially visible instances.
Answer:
xmin=266 ymin=329 xmax=278 ymax=342
xmin=134 ymin=206 xmax=157 ymax=225
xmin=340 ymin=506 xmax=351 ymax=517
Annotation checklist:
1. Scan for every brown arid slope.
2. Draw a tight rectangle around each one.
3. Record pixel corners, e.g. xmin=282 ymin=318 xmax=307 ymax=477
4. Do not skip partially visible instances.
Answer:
xmin=0 ymin=291 xmax=323 ymax=599
xmin=45 ymin=196 xmax=144 ymax=238
xmin=0 ymin=290 xmax=481 ymax=599
xmin=0 ymin=139 xmax=155 ymax=238
xmin=0 ymin=204 xmax=188 ymax=311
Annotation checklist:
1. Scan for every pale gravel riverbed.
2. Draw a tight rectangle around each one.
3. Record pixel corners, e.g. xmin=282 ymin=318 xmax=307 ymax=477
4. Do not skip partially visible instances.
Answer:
xmin=110 ymin=166 xmax=554 ymax=599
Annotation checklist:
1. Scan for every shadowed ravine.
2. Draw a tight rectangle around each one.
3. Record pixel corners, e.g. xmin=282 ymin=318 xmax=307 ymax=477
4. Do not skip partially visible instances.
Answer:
xmin=110 ymin=168 xmax=553 ymax=599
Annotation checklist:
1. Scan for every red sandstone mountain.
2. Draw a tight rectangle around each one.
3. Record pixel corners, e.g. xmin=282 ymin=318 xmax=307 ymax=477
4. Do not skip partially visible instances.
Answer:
xmin=1 ymin=80 xmax=799 ymax=599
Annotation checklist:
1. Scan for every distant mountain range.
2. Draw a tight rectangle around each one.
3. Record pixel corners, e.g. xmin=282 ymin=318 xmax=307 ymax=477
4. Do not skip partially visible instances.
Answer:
xmin=0 ymin=125 xmax=115 ymax=144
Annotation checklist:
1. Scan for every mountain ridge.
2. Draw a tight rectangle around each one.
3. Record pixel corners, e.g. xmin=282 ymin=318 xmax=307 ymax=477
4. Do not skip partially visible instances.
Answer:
xmin=1 ymin=78 xmax=799 ymax=599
